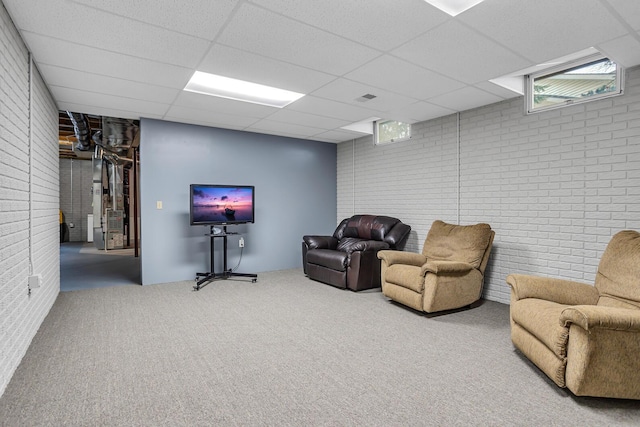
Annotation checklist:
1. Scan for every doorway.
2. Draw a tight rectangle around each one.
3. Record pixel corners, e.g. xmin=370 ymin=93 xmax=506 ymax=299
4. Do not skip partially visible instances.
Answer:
xmin=59 ymin=112 xmax=141 ymax=291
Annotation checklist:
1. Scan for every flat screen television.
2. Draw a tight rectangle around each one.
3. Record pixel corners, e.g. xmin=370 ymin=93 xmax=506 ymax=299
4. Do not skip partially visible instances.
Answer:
xmin=190 ymin=184 xmax=255 ymax=225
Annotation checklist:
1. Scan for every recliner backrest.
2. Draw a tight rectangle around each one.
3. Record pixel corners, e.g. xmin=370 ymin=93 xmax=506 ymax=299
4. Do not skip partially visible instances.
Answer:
xmin=333 ymin=215 xmax=409 ymax=250
xmin=422 ymin=220 xmax=493 ymax=270
xmin=595 ymin=230 xmax=640 ymax=309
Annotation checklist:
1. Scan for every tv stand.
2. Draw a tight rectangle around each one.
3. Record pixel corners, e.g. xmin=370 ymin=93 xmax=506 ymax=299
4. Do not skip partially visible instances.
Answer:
xmin=194 ymin=225 xmax=257 ymax=291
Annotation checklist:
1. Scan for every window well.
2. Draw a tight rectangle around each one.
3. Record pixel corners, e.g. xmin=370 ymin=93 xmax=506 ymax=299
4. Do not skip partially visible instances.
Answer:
xmin=526 ymin=55 xmax=623 ymax=113
xmin=374 ymin=120 xmax=411 ymax=145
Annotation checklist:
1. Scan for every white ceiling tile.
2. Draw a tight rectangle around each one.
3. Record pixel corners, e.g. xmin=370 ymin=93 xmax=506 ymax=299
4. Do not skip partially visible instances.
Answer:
xmin=51 ymin=86 xmax=170 ymax=117
xmin=393 ymin=21 xmax=532 ymax=84
xmin=4 ymin=0 xmax=637 ymax=142
xmin=458 ymin=0 xmax=628 ymax=63
xmin=243 ymin=128 xmax=317 ymax=141
xmin=217 ymin=3 xmax=380 ymax=76
xmin=22 ymin=32 xmax=194 ymax=89
xmin=197 ymin=44 xmax=336 ymax=94
xmin=309 ymin=78 xmax=420 ymax=113
xmin=474 ymin=81 xmax=522 ymax=100
xmin=72 ymin=0 xmax=240 ymax=40
xmin=311 ymin=129 xmax=365 ymax=143
xmin=248 ymin=119 xmax=325 ymax=138
xmin=596 ymin=34 xmax=640 ymax=68
xmin=264 ymin=109 xmax=350 ymax=130
xmin=385 ymin=101 xmax=456 ymax=123
xmin=161 ymin=117 xmax=246 ymax=132
xmin=6 ymin=0 xmax=210 ymax=67
xmin=57 ymin=102 xmax=162 ymax=121
xmin=38 ymin=64 xmax=180 ymax=104
xmin=345 ymin=55 xmax=466 ymax=99
xmin=250 ymin=0 xmax=449 ymax=51
xmin=164 ymin=105 xmax=259 ymax=129
xmin=173 ymin=91 xmax=276 ymax=119
xmin=288 ymin=96 xmax=381 ymax=122
xmin=427 ymin=86 xmax=504 ymax=112
xmin=605 ymin=0 xmax=640 ymax=31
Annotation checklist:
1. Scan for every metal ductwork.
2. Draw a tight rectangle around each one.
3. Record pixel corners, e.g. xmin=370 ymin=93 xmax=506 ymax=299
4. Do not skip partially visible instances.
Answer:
xmin=88 ymin=116 xmax=139 ymax=251
xmin=66 ymin=111 xmax=92 ymax=151
xmin=92 ymin=130 xmax=103 ymax=147
xmin=59 ymin=111 xmax=140 ymax=252
xmin=60 ymin=112 xmax=139 ymax=160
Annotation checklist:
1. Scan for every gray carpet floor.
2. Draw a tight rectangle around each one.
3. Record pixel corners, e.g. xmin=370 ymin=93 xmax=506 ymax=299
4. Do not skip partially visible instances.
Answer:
xmin=60 ymin=242 xmax=140 ymax=292
xmin=1 ymin=269 xmax=639 ymax=426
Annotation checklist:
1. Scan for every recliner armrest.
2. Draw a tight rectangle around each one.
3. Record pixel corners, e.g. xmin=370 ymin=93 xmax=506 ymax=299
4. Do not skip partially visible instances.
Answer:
xmin=561 ymin=305 xmax=640 ymax=332
xmin=303 ymin=235 xmax=338 ymax=250
xmin=384 ymin=222 xmax=411 ymax=250
xmin=378 ymin=250 xmax=426 ymax=267
xmin=338 ymin=239 xmax=388 ymax=254
xmin=421 ymin=260 xmax=473 ymax=275
xmin=506 ymin=274 xmax=600 ymax=305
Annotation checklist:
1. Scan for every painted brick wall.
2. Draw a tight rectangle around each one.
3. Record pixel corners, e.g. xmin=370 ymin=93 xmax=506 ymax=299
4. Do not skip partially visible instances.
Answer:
xmin=337 ymin=65 xmax=640 ymax=304
xmin=59 ymin=158 xmax=93 ymax=242
xmin=338 ymin=115 xmax=460 ymax=253
xmin=0 ymin=2 xmax=60 ymax=397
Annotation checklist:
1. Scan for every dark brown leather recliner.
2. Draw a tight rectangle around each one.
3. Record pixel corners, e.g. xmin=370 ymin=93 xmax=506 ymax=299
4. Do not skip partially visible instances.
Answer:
xmin=302 ymin=215 xmax=411 ymax=291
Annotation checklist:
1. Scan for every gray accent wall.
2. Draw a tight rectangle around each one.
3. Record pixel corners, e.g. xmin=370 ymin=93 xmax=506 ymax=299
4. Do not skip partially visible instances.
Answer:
xmin=139 ymin=118 xmax=337 ymax=285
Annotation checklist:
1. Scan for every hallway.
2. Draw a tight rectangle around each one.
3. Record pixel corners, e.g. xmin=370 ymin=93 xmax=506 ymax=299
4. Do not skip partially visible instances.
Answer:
xmin=60 ymin=243 xmax=140 ymax=292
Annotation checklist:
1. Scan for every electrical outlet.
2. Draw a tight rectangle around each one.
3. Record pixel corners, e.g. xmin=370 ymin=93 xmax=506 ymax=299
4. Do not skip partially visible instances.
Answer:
xmin=239 ymin=237 xmax=245 ymax=248
xmin=28 ymin=274 xmax=42 ymax=289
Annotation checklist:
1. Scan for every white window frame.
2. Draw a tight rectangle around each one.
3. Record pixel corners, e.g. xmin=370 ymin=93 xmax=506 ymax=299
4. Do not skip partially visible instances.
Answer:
xmin=525 ymin=54 xmax=624 ymax=114
xmin=373 ymin=120 xmax=411 ymax=145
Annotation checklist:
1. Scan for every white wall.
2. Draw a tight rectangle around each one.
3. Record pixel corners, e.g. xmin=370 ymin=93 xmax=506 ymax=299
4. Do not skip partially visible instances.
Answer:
xmin=338 ymin=66 xmax=640 ymax=304
xmin=0 ymin=2 xmax=60 ymax=396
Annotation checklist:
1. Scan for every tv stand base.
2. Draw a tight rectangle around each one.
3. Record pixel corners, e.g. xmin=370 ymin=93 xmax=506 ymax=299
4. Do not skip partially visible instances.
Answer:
xmin=194 ymin=270 xmax=257 ymax=291
xmin=193 ymin=225 xmax=257 ymax=291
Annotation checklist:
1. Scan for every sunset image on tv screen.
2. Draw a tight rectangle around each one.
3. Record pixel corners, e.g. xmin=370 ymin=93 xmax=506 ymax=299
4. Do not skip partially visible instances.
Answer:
xmin=191 ymin=185 xmax=254 ymax=224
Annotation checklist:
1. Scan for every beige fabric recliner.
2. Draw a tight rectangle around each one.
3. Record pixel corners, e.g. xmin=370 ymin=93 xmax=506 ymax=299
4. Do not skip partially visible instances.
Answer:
xmin=378 ymin=220 xmax=494 ymax=313
xmin=507 ymin=230 xmax=640 ymax=399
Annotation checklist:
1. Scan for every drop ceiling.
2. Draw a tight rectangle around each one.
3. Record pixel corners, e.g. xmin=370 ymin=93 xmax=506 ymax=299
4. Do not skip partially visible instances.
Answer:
xmin=4 ymin=0 xmax=640 ymax=143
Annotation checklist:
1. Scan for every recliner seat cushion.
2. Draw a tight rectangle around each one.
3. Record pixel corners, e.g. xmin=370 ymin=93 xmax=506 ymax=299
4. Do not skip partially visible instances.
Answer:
xmin=306 ymin=249 xmax=348 ymax=272
xmin=511 ymin=298 xmax=570 ymax=358
xmin=385 ymin=264 xmax=424 ymax=293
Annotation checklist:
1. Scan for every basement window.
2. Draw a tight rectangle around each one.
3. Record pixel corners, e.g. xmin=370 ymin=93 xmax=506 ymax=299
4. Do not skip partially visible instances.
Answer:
xmin=526 ymin=55 xmax=623 ymax=113
xmin=374 ymin=120 xmax=411 ymax=145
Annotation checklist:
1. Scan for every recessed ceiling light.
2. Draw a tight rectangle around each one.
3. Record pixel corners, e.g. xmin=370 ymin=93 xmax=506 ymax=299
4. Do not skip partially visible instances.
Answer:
xmin=424 ymin=0 xmax=485 ymax=16
xmin=184 ymin=71 xmax=305 ymax=108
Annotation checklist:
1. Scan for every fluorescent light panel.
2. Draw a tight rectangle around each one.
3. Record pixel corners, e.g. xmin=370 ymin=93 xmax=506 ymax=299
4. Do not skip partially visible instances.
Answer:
xmin=424 ymin=0 xmax=485 ymax=16
xmin=184 ymin=71 xmax=305 ymax=108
